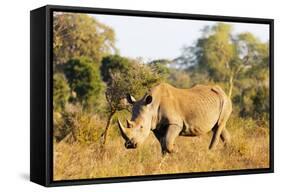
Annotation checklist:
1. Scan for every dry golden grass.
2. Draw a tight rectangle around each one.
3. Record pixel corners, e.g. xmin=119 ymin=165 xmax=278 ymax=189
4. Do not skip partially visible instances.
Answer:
xmin=53 ymin=116 xmax=269 ymax=181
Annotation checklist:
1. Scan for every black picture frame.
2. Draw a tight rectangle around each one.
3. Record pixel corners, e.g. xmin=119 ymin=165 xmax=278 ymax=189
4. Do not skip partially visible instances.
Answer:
xmin=30 ymin=4 xmax=274 ymax=187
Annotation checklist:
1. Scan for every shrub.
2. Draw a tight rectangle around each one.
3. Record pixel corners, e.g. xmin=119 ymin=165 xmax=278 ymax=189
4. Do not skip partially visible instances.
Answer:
xmin=101 ymin=55 xmax=131 ymax=82
xmin=64 ymin=57 xmax=104 ymax=109
xmin=54 ymin=104 xmax=105 ymax=144
xmin=53 ymin=73 xmax=70 ymax=111
xmin=148 ymin=59 xmax=170 ymax=79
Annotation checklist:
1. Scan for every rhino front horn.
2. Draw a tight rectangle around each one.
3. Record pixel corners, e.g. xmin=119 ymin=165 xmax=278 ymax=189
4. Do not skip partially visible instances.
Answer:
xmin=117 ymin=118 xmax=129 ymax=140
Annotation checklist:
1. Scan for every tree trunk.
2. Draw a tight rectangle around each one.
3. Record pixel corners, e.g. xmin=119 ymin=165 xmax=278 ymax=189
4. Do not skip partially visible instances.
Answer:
xmin=228 ymin=74 xmax=234 ymax=98
xmin=101 ymin=111 xmax=115 ymax=145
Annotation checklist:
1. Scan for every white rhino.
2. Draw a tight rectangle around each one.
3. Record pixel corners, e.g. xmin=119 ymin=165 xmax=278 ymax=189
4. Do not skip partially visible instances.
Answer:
xmin=118 ymin=83 xmax=232 ymax=154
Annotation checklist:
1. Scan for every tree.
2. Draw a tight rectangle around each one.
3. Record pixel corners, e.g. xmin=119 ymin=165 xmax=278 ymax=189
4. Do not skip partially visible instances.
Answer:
xmin=172 ymin=46 xmax=199 ymax=69
xmin=100 ymin=55 xmax=131 ymax=82
xmin=64 ymin=57 xmax=104 ymax=109
xmin=198 ymin=24 xmax=236 ymax=96
xmin=232 ymin=33 xmax=269 ymax=118
xmin=53 ymin=73 xmax=70 ymax=111
xmin=175 ymin=24 xmax=236 ymax=96
xmin=252 ymin=86 xmax=269 ymax=119
xmin=148 ymin=59 xmax=170 ymax=78
xmin=176 ymin=23 xmax=268 ymax=98
xmin=168 ymin=69 xmax=191 ymax=88
xmin=235 ymin=32 xmax=269 ymax=68
xmin=101 ymin=55 xmax=164 ymax=144
xmin=175 ymin=23 xmax=269 ymax=119
xmin=53 ymin=13 xmax=116 ymax=68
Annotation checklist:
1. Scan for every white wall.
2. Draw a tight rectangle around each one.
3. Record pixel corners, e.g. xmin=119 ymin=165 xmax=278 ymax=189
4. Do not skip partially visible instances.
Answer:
xmin=0 ymin=0 xmax=279 ymax=191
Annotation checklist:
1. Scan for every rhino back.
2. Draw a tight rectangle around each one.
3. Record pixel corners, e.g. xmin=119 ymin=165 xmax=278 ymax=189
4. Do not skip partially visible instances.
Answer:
xmin=151 ymin=83 xmax=223 ymax=135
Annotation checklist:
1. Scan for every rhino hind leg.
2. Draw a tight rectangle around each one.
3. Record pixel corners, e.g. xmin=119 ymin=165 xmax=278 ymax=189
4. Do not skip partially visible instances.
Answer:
xmin=220 ymin=128 xmax=231 ymax=144
xmin=209 ymin=112 xmax=233 ymax=150
xmin=209 ymin=123 xmax=225 ymax=150
xmin=209 ymin=103 xmax=232 ymax=150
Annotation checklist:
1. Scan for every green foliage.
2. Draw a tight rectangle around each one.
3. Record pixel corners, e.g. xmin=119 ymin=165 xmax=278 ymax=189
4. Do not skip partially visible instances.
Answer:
xmin=53 ymin=13 xmax=116 ymax=67
xmin=199 ymin=23 xmax=234 ymax=81
xmin=148 ymin=59 xmax=170 ymax=78
xmin=64 ymin=57 xmax=104 ymax=109
xmin=103 ymin=55 xmax=164 ymax=112
xmin=235 ymin=32 xmax=269 ymax=67
xmin=53 ymin=73 xmax=70 ymax=111
xmin=252 ymin=86 xmax=270 ymax=118
xmin=101 ymin=55 xmax=131 ymax=82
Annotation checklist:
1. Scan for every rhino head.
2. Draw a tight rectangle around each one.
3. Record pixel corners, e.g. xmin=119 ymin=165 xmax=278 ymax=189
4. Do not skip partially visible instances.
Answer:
xmin=118 ymin=93 xmax=154 ymax=149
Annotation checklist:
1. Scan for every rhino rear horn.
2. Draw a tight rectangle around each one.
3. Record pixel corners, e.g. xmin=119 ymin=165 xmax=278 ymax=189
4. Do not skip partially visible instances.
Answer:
xmin=126 ymin=119 xmax=134 ymax=128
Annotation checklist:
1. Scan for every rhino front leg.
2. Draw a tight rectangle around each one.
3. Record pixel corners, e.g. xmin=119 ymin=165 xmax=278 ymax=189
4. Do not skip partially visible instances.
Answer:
xmin=165 ymin=125 xmax=182 ymax=153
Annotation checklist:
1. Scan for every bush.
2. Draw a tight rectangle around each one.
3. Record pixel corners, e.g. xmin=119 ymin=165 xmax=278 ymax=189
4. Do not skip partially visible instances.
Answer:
xmin=105 ymin=58 xmax=164 ymax=111
xmin=53 ymin=111 xmax=67 ymax=142
xmin=148 ymin=59 xmax=170 ymax=79
xmin=101 ymin=55 xmax=131 ymax=82
xmin=64 ymin=57 xmax=104 ymax=109
xmin=54 ymin=104 xmax=105 ymax=144
xmin=252 ymin=86 xmax=269 ymax=119
xmin=53 ymin=73 xmax=70 ymax=111
xmin=73 ymin=112 xmax=104 ymax=145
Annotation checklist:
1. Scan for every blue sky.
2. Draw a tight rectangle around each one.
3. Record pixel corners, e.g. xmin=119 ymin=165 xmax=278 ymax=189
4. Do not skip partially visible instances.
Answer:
xmin=92 ymin=14 xmax=269 ymax=61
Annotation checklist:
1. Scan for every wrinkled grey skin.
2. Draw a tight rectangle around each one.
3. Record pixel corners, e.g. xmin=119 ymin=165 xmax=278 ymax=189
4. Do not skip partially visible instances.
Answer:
xmin=118 ymin=83 xmax=232 ymax=154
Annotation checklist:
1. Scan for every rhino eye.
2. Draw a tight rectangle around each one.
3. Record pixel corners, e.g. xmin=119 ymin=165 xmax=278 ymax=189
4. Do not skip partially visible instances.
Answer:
xmin=145 ymin=95 xmax=153 ymax=105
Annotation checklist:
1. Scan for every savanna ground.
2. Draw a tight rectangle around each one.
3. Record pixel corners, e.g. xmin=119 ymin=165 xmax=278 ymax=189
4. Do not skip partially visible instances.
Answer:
xmin=53 ymin=116 xmax=269 ymax=180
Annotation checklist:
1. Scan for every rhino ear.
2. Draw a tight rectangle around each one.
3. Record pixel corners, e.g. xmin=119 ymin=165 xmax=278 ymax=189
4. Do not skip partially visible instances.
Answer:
xmin=126 ymin=94 xmax=136 ymax=104
xmin=145 ymin=95 xmax=153 ymax=105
